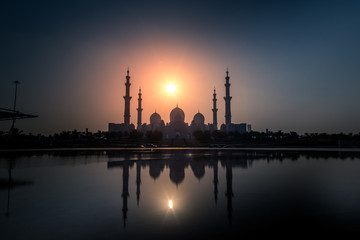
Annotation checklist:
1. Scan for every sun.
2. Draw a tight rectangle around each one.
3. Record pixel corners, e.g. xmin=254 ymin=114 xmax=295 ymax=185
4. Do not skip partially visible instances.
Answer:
xmin=168 ymin=200 xmax=173 ymax=209
xmin=166 ymin=83 xmax=176 ymax=94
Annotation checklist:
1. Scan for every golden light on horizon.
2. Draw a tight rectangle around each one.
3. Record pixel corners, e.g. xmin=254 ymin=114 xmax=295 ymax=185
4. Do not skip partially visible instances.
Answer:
xmin=168 ymin=200 xmax=173 ymax=209
xmin=166 ymin=83 xmax=176 ymax=94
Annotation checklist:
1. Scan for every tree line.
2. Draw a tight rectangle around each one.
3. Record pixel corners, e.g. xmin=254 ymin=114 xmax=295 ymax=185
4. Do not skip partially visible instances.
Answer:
xmin=1 ymin=129 xmax=360 ymax=148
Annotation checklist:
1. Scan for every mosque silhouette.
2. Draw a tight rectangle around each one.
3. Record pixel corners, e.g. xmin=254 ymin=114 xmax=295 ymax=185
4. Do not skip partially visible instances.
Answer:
xmin=109 ymin=68 xmax=251 ymax=139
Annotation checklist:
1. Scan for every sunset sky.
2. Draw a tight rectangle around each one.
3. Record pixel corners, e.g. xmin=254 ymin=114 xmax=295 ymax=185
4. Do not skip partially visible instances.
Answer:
xmin=1 ymin=0 xmax=360 ymax=134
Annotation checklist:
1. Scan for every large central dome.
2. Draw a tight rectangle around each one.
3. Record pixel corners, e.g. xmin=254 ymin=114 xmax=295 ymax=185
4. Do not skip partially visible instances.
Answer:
xmin=150 ymin=112 xmax=161 ymax=125
xmin=193 ymin=112 xmax=205 ymax=125
xmin=170 ymin=106 xmax=185 ymax=123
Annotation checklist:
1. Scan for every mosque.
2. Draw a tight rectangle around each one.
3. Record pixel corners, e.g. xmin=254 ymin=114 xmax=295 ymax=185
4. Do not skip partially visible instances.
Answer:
xmin=108 ymin=68 xmax=251 ymax=139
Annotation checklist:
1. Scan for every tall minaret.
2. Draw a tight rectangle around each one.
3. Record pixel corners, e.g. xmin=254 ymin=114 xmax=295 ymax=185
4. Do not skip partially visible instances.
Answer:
xmin=137 ymin=87 xmax=142 ymax=130
xmin=123 ymin=68 xmax=132 ymax=126
xmin=212 ymin=88 xmax=218 ymax=130
xmin=224 ymin=68 xmax=232 ymax=126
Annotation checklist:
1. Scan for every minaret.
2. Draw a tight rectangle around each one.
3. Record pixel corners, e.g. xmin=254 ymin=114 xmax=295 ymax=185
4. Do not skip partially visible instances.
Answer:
xmin=123 ymin=68 xmax=132 ymax=126
xmin=224 ymin=68 xmax=232 ymax=126
xmin=212 ymin=88 xmax=218 ymax=130
xmin=137 ymin=87 xmax=142 ymax=130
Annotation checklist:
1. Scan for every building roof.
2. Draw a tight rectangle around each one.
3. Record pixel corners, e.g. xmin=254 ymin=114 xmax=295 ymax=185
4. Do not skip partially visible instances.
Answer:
xmin=170 ymin=106 xmax=185 ymax=123
xmin=0 ymin=108 xmax=38 ymax=121
xmin=150 ymin=112 xmax=161 ymax=125
xmin=193 ymin=112 xmax=205 ymax=125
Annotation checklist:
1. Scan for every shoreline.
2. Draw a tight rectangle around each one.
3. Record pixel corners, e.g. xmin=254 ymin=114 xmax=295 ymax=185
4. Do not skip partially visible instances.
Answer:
xmin=1 ymin=146 xmax=360 ymax=153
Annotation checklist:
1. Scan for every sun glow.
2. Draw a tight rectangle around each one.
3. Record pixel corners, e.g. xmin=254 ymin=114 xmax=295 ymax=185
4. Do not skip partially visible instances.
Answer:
xmin=168 ymin=200 xmax=173 ymax=209
xmin=166 ymin=83 xmax=176 ymax=94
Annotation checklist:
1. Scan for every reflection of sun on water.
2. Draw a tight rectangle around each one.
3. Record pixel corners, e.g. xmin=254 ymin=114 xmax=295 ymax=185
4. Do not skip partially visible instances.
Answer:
xmin=168 ymin=200 xmax=173 ymax=209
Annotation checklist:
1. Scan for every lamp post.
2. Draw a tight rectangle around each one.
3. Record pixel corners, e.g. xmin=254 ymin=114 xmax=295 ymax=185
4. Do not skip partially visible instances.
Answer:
xmin=10 ymin=81 xmax=20 ymax=134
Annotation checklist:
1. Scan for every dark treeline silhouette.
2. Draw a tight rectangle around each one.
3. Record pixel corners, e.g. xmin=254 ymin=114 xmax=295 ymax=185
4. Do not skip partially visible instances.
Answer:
xmin=1 ymin=128 xmax=360 ymax=149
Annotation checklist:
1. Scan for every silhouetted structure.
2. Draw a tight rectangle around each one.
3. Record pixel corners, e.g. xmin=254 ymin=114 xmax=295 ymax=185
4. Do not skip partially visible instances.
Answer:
xmin=10 ymin=81 xmax=20 ymax=132
xmin=124 ymin=68 xmax=132 ymax=126
xmin=220 ymin=69 xmax=248 ymax=133
xmin=108 ymin=68 xmax=135 ymax=132
xmin=137 ymin=88 xmax=142 ymax=130
xmin=212 ymin=88 xmax=218 ymax=130
xmin=0 ymin=81 xmax=38 ymax=134
xmin=0 ymin=108 xmax=37 ymax=122
xmin=108 ymin=68 xmax=251 ymax=136
xmin=224 ymin=69 xmax=232 ymax=126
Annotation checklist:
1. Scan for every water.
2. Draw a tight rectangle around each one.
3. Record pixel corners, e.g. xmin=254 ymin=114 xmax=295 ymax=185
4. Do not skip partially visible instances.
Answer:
xmin=1 ymin=149 xmax=360 ymax=239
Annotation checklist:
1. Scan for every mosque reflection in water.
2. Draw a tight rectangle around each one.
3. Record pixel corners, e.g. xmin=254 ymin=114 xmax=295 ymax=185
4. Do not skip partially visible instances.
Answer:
xmin=107 ymin=150 xmax=289 ymax=227
xmin=2 ymin=149 xmax=360 ymax=237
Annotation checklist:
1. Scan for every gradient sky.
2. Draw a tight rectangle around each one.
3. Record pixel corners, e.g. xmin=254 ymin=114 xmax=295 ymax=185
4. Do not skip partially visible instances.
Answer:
xmin=1 ymin=0 xmax=360 ymax=135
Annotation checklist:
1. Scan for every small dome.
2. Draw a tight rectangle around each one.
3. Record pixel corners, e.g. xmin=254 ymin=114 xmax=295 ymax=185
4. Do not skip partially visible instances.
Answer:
xmin=193 ymin=112 xmax=205 ymax=125
xmin=170 ymin=106 xmax=185 ymax=123
xmin=150 ymin=112 xmax=161 ymax=125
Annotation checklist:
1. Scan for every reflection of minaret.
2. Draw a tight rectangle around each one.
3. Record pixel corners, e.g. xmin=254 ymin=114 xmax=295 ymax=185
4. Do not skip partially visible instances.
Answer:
xmin=124 ymin=68 xmax=132 ymax=126
xmin=137 ymin=87 xmax=142 ymax=130
xmin=213 ymin=160 xmax=218 ymax=205
xmin=225 ymin=160 xmax=233 ymax=223
xmin=224 ymin=68 xmax=232 ymax=126
xmin=136 ymin=158 xmax=141 ymax=206
xmin=122 ymin=160 xmax=130 ymax=227
xmin=107 ymin=155 xmax=133 ymax=227
xmin=212 ymin=88 xmax=218 ymax=130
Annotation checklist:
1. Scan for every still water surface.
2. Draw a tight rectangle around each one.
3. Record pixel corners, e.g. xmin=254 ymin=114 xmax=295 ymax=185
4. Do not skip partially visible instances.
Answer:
xmin=1 ymin=149 xmax=360 ymax=239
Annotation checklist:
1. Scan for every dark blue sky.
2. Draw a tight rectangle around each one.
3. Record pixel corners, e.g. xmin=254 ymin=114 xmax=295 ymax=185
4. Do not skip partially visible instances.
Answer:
xmin=1 ymin=0 xmax=360 ymax=134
